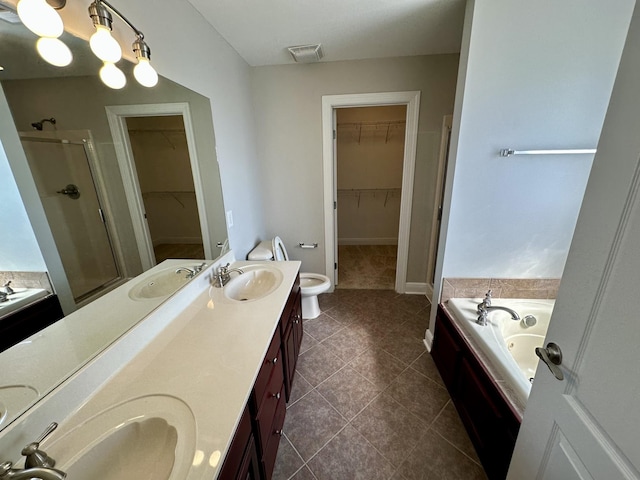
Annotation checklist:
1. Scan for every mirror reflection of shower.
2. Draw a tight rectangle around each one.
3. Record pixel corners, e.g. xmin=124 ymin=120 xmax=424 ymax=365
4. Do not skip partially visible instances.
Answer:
xmin=31 ymin=117 xmax=56 ymax=131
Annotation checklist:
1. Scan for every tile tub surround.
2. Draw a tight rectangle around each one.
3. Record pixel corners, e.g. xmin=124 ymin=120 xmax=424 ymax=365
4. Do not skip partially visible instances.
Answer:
xmin=0 ymin=271 xmax=52 ymax=291
xmin=272 ymin=289 xmax=488 ymax=480
xmin=441 ymin=277 xmax=561 ymax=303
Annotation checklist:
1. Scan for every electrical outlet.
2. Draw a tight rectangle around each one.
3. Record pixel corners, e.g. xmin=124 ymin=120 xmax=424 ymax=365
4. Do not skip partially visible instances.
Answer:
xmin=226 ymin=210 xmax=233 ymax=228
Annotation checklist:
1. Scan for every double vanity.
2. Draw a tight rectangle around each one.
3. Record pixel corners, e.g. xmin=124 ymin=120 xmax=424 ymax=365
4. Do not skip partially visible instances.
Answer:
xmin=0 ymin=252 xmax=302 ymax=479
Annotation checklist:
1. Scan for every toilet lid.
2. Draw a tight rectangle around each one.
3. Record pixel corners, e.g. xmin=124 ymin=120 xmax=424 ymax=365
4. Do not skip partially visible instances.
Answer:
xmin=272 ymin=236 xmax=289 ymax=261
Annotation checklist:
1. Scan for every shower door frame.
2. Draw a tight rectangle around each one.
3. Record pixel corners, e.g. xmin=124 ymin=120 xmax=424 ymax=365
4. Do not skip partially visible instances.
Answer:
xmin=19 ymin=130 xmax=126 ymax=304
xmin=106 ymin=102 xmax=212 ymax=271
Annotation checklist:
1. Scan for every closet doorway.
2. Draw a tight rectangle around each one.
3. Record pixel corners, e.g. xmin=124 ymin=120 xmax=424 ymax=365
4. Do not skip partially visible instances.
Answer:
xmin=125 ymin=115 xmax=204 ymax=263
xmin=335 ymin=106 xmax=406 ymax=289
xmin=106 ymin=103 xmax=213 ymax=271
xmin=322 ymin=91 xmax=421 ymax=294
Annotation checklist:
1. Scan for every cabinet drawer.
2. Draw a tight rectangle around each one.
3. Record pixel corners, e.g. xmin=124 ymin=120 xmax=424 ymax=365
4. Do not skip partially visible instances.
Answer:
xmin=261 ymin=386 xmax=287 ymax=480
xmin=254 ymin=328 xmax=282 ymax=404
xmin=255 ymin=364 xmax=285 ymax=452
xmin=279 ymin=275 xmax=300 ymax=334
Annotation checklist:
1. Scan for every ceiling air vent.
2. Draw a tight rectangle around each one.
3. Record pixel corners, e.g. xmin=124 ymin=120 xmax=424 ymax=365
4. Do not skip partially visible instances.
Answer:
xmin=287 ymin=44 xmax=324 ymax=63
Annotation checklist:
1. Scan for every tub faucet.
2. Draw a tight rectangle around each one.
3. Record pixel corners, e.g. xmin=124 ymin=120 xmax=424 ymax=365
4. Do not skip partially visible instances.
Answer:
xmin=0 ymin=462 xmax=66 ymax=480
xmin=1 ymin=281 xmax=14 ymax=295
xmin=476 ymin=290 xmax=520 ymax=325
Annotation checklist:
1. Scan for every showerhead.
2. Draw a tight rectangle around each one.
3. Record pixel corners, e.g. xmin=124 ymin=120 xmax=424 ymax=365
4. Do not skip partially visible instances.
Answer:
xmin=31 ymin=118 xmax=56 ymax=131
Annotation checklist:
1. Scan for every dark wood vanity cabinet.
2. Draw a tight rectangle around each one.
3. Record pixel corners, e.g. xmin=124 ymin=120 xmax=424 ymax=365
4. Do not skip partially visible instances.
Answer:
xmin=0 ymin=295 xmax=63 ymax=353
xmin=219 ymin=404 xmax=261 ymax=480
xmin=431 ymin=305 xmax=521 ymax=480
xmin=222 ymin=275 xmax=302 ymax=480
xmin=280 ymin=275 xmax=302 ymax=401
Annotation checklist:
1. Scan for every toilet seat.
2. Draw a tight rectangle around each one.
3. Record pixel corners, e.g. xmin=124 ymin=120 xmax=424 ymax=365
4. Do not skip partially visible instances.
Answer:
xmin=272 ymin=236 xmax=288 ymax=261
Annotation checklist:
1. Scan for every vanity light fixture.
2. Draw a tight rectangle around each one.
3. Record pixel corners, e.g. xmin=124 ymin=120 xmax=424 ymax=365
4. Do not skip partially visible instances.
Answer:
xmin=16 ymin=0 xmax=73 ymax=67
xmin=88 ymin=0 xmax=158 ymax=89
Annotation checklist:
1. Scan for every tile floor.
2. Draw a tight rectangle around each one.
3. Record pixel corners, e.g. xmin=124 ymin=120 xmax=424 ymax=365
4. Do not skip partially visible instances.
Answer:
xmin=272 ymin=289 xmax=488 ymax=480
xmin=336 ymin=245 xmax=397 ymax=290
xmin=153 ymin=243 xmax=205 ymax=263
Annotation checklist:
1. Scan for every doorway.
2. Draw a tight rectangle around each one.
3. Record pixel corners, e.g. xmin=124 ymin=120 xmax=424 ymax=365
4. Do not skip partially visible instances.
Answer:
xmin=19 ymin=132 xmax=122 ymax=303
xmin=125 ymin=115 xmax=204 ymax=263
xmin=106 ymin=103 xmax=212 ymax=271
xmin=335 ymin=105 xmax=407 ymax=289
xmin=322 ymin=91 xmax=421 ymax=293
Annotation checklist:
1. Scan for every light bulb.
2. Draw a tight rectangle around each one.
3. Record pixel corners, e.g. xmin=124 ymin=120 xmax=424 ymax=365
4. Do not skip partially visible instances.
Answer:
xmin=90 ymin=25 xmax=122 ymax=63
xmin=36 ymin=37 xmax=72 ymax=67
xmin=99 ymin=62 xmax=126 ymax=89
xmin=133 ymin=57 xmax=158 ymax=87
xmin=17 ymin=0 xmax=64 ymax=38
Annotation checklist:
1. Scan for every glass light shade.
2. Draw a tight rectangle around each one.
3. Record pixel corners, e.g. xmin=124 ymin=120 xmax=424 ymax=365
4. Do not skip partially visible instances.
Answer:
xmin=99 ymin=62 xmax=126 ymax=89
xmin=36 ymin=37 xmax=73 ymax=67
xmin=133 ymin=58 xmax=158 ymax=87
xmin=90 ymin=25 xmax=122 ymax=63
xmin=17 ymin=0 xmax=64 ymax=38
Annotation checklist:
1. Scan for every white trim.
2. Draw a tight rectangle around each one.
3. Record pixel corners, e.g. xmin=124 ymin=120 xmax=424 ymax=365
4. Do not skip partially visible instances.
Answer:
xmin=337 ymin=237 xmax=399 ymax=245
xmin=105 ymin=103 xmax=212 ymax=271
xmin=404 ymin=282 xmax=429 ymax=295
xmin=427 ymin=115 xmax=453 ymax=285
xmin=424 ymin=330 xmax=434 ymax=352
xmin=322 ymin=91 xmax=421 ymax=293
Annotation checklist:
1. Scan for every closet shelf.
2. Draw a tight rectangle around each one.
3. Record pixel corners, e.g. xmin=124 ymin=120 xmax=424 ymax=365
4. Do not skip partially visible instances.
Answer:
xmin=337 ymin=121 xmax=406 ymax=144
xmin=337 ymin=188 xmax=401 ymax=207
xmin=142 ymin=191 xmax=196 ymax=208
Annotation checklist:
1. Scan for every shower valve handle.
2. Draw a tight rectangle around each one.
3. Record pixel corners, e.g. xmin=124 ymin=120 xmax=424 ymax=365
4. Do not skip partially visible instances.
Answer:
xmin=56 ymin=184 xmax=80 ymax=199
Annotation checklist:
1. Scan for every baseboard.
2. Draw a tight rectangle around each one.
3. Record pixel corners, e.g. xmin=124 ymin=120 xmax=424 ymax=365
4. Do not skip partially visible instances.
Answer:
xmin=338 ymin=238 xmax=398 ymax=245
xmin=404 ymin=282 xmax=428 ymax=295
xmin=152 ymin=237 xmax=202 ymax=247
xmin=424 ymin=329 xmax=434 ymax=352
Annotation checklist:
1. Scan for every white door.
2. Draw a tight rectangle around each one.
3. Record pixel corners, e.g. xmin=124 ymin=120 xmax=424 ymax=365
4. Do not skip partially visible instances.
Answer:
xmin=508 ymin=5 xmax=640 ymax=479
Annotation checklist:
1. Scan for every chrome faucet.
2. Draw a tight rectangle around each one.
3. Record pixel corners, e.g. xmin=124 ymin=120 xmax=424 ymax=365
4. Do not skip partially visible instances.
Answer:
xmin=476 ymin=290 xmax=520 ymax=325
xmin=0 ymin=462 xmax=66 ymax=480
xmin=213 ymin=263 xmax=244 ymax=287
xmin=1 ymin=281 xmax=14 ymax=295
xmin=175 ymin=262 xmax=207 ymax=279
xmin=0 ymin=422 xmax=66 ymax=480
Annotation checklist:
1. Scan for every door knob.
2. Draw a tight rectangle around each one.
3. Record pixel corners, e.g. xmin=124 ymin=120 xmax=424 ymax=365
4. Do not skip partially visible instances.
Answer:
xmin=535 ymin=342 xmax=564 ymax=381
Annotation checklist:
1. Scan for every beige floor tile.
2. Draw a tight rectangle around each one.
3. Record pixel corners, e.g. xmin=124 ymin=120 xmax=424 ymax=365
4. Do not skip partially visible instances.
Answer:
xmin=316 ymin=366 xmax=381 ymax=420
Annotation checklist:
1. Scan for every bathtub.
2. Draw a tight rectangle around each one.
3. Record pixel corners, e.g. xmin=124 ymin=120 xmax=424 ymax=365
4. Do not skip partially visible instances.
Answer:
xmin=446 ymin=297 xmax=555 ymax=405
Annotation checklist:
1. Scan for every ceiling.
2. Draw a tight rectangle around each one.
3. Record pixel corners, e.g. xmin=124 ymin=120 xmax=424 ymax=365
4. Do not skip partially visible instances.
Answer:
xmin=186 ymin=0 xmax=466 ymax=67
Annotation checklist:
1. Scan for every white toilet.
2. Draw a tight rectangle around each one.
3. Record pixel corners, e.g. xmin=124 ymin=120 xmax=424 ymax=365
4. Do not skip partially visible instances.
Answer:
xmin=247 ymin=236 xmax=331 ymax=319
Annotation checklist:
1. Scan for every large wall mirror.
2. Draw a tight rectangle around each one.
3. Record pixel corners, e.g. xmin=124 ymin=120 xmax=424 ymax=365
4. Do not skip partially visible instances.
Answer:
xmin=0 ymin=14 xmax=228 ymax=431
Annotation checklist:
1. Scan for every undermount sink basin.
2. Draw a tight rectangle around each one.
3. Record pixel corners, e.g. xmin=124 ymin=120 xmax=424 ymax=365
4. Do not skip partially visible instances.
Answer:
xmin=128 ymin=266 xmax=198 ymax=300
xmin=48 ymin=395 xmax=196 ymax=480
xmin=223 ymin=266 xmax=283 ymax=302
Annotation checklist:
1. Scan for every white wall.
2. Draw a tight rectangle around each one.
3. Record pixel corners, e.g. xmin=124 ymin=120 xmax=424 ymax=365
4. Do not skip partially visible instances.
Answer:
xmin=440 ymin=0 xmax=633 ymax=280
xmin=251 ymin=55 xmax=459 ymax=281
xmin=0 ymin=140 xmax=45 ymax=272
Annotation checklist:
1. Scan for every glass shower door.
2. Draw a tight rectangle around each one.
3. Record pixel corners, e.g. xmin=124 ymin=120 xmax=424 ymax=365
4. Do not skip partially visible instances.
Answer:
xmin=20 ymin=137 xmax=121 ymax=302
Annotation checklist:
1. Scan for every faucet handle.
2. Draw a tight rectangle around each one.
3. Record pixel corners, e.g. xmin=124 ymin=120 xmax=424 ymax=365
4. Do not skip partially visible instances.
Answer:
xmin=22 ymin=422 xmax=58 ymax=468
xmin=194 ymin=262 xmax=206 ymax=273
xmin=483 ymin=289 xmax=492 ymax=307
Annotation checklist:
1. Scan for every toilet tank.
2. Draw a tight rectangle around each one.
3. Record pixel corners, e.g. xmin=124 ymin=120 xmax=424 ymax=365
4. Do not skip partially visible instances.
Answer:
xmin=247 ymin=240 xmax=274 ymax=260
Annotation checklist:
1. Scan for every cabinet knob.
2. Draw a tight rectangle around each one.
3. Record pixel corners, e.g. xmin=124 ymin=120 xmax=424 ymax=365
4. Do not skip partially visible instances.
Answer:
xmin=272 ymin=392 xmax=281 ymax=400
xmin=274 ymin=429 xmax=283 ymax=436
xmin=269 ymin=357 xmax=278 ymax=364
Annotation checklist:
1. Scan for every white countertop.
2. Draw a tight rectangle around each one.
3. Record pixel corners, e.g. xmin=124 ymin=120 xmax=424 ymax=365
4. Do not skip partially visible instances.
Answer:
xmin=0 ymin=255 xmax=301 ymax=479
xmin=0 ymin=260 xmax=214 ymax=431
